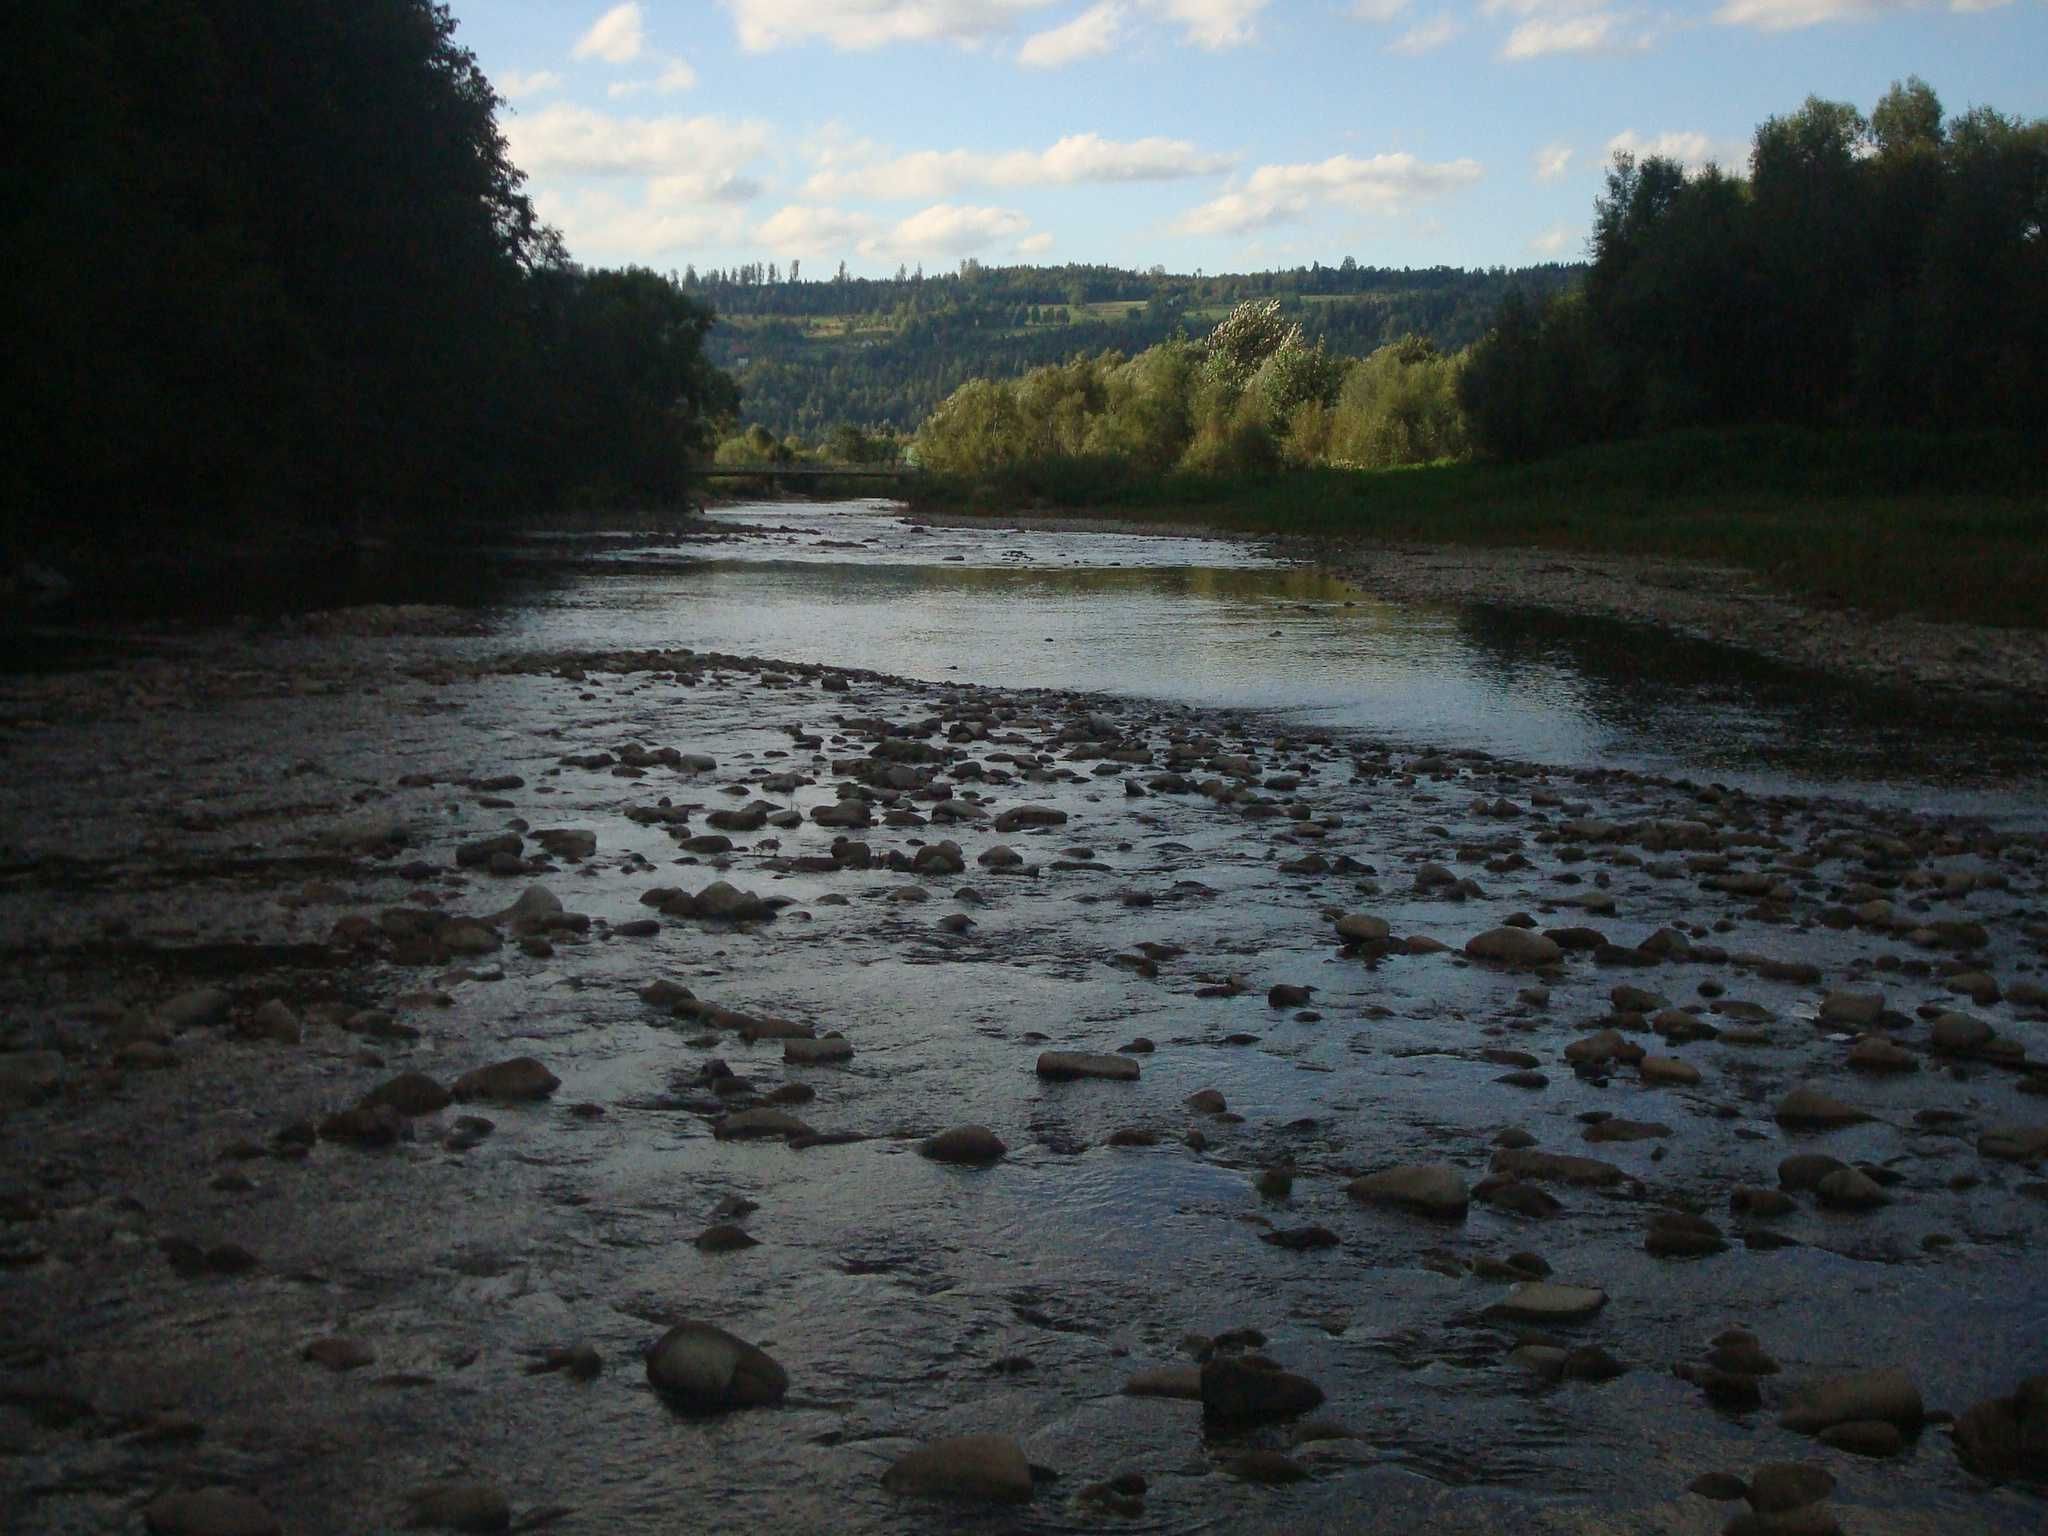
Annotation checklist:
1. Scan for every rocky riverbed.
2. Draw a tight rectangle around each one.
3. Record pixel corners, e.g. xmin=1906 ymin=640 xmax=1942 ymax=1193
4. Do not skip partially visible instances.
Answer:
xmin=2 ymin=606 xmax=2046 ymax=1535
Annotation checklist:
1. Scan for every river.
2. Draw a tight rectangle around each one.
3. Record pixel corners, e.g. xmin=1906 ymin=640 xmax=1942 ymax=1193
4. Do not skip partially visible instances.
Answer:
xmin=1 ymin=503 xmax=2044 ymax=1535
xmin=505 ymin=499 xmax=2046 ymax=820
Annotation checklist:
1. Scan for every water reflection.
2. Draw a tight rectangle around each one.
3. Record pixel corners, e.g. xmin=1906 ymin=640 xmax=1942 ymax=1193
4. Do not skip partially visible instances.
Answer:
xmin=497 ymin=501 xmax=2045 ymax=815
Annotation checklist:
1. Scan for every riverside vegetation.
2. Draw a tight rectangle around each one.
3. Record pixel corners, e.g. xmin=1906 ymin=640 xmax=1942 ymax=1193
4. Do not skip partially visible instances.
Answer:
xmin=905 ymin=80 xmax=2047 ymax=631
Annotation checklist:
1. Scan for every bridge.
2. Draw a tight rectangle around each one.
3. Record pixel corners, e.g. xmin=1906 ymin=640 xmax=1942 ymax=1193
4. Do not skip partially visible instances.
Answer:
xmin=690 ymin=463 xmax=923 ymax=482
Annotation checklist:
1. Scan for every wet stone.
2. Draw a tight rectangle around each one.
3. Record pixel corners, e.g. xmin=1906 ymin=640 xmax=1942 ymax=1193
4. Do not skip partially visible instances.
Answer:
xmin=143 ymin=1488 xmax=281 ymax=1536
xmin=1347 ymin=1164 xmax=1469 ymax=1218
xmin=1491 ymin=1282 xmax=1607 ymax=1322
xmin=1465 ymin=927 xmax=1563 ymax=968
xmin=451 ymin=1058 xmax=559 ymax=1102
xmin=361 ymin=1072 xmax=452 ymax=1116
xmin=921 ymin=1125 xmax=1007 ymax=1165
xmin=1036 ymin=1051 xmax=1139 ymax=1082
xmin=1779 ymin=1368 xmax=1923 ymax=1434
xmin=302 ymin=1337 xmax=376 ymax=1372
xmin=1774 ymin=1088 xmax=1868 ymax=1130
xmin=881 ymin=1434 xmax=1034 ymax=1502
xmin=1201 ymin=1356 xmax=1325 ymax=1426
xmin=644 ymin=1322 xmax=788 ymax=1410
xmin=1746 ymin=1462 xmax=1834 ymax=1515
xmin=405 ymin=1481 xmax=512 ymax=1533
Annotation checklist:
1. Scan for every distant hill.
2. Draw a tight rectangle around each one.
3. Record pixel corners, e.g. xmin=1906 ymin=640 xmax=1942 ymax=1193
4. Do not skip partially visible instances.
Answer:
xmin=680 ymin=260 xmax=1584 ymax=440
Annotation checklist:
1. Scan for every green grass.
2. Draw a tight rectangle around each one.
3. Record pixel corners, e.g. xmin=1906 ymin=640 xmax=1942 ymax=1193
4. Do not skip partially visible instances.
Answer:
xmin=907 ymin=427 xmax=2048 ymax=628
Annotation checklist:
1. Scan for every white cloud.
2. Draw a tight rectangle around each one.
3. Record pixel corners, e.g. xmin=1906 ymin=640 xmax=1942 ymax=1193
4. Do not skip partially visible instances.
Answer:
xmin=605 ymin=56 xmax=699 ymax=97
xmin=752 ymin=201 xmax=1040 ymax=260
xmin=1350 ymin=0 xmax=1410 ymax=19
xmin=1529 ymin=223 xmax=1574 ymax=254
xmin=1606 ymin=128 xmax=1746 ymax=173
xmin=1019 ymin=1 xmax=1126 ymax=65
xmin=724 ymin=0 xmax=1058 ymax=52
xmin=804 ymin=132 xmax=1232 ymax=200
xmin=1502 ymin=10 xmax=1649 ymax=55
xmin=497 ymin=69 xmax=561 ymax=99
xmin=756 ymin=204 xmax=884 ymax=255
xmin=875 ymin=203 xmax=1036 ymax=257
xmin=1389 ymin=14 xmax=1462 ymax=49
xmin=1714 ymin=0 xmax=2005 ymax=26
xmin=1174 ymin=152 xmax=1484 ymax=236
xmin=574 ymin=3 xmax=647 ymax=64
xmin=1017 ymin=231 xmax=1056 ymax=253
xmin=1482 ymin=0 xmax=1657 ymax=56
xmin=722 ymin=0 xmax=1270 ymax=54
xmin=536 ymin=187 xmax=750 ymax=262
xmin=1534 ymin=142 xmax=1574 ymax=181
xmin=504 ymin=104 xmax=771 ymax=180
xmin=1149 ymin=0 xmax=1270 ymax=47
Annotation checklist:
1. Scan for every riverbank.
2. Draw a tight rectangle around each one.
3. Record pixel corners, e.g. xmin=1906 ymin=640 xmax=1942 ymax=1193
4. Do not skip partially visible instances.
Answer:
xmin=2 ymin=594 xmax=2046 ymax=1534
xmin=899 ymin=510 xmax=2048 ymax=711
xmin=903 ymin=426 xmax=2048 ymax=709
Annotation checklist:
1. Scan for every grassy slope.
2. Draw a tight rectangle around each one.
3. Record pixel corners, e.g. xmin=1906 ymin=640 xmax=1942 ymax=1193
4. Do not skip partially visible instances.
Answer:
xmin=906 ymin=428 xmax=2048 ymax=628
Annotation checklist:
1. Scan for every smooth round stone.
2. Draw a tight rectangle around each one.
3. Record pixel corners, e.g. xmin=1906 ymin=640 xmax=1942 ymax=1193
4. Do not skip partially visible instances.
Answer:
xmin=1465 ymin=928 xmax=1562 ymax=967
xmin=143 ymin=1489 xmax=281 ymax=1536
xmin=919 ymin=1125 xmax=1007 ymax=1165
xmin=1347 ymin=1163 xmax=1469 ymax=1217
xmin=1492 ymin=1281 xmax=1607 ymax=1322
xmin=1035 ymin=1051 xmax=1139 ymax=1082
xmin=881 ymin=1434 xmax=1034 ymax=1501
xmin=644 ymin=1322 xmax=788 ymax=1409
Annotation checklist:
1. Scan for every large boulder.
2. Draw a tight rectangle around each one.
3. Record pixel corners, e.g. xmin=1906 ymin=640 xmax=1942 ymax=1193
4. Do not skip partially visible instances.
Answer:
xmin=1779 ymin=1368 xmax=1923 ymax=1434
xmin=1953 ymin=1375 xmax=2048 ymax=1483
xmin=1465 ymin=928 xmax=1562 ymax=968
xmin=881 ymin=1434 xmax=1034 ymax=1502
xmin=1335 ymin=913 xmax=1390 ymax=944
xmin=1490 ymin=1282 xmax=1607 ymax=1323
xmin=1036 ymin=1052 xmax=1139 ymax=1082
xmin=142 ymin=1488 xmax=281 ymax=1536
xmin=405 ymin=1481 xmax=511 ymax=1533
xmin=1200 ymin=1356 xmax=1324 ymax=1426
xmin=359 ymin=1072 xmax=451 ymax=1116
xmin=452 ymin=1058 xmax=559 ymax=1102
xmin=993 ymin=805 xmax=1067 ymax=833
xmin=1774 ymin=1087 xmax=1868 ymax=1130
xmin=645 ymin=1322 xmax=787 ymax=1409
xmin=920 ymin=1126 xmax=1007 ymax=1165
xmin=1348 ymin=1164 xmax=1469 ymax=1218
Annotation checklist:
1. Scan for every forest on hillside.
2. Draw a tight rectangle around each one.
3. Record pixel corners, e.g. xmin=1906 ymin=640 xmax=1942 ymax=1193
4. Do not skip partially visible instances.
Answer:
xmin=684 ymin=262 xmax=1582 ymax=442
xmin=908 ymin=79 xmax=2047 ymax=485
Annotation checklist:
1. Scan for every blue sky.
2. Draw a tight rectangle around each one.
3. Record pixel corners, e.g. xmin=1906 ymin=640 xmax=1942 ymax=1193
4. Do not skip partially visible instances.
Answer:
xmin=456 ymin=0 xmax=2046 ymax=277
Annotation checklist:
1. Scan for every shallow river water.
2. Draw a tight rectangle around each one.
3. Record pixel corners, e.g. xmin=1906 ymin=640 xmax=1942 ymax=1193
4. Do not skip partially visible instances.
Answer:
xmin=1 ymin=505 xmax=2045 ymax=1535
xmin=510 ymin=500 xmax=2046 ymax=819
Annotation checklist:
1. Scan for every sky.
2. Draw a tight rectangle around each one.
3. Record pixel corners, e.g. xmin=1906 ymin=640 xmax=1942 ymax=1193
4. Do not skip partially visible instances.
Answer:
xmin=455 ymin=0 xmax=2047 ymax=278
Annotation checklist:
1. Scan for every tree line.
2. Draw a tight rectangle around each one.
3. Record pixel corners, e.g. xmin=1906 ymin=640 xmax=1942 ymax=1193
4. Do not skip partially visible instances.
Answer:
xmin=1460 ymin=79 xmax=2047 ymax=460
xmin=689 ymin=264 xmax=1579 ymax=443
xmin=910 ymin=80 xmax=2045 ymax=482
xmin=4 ymin=0 xmax=737 ymax=561
xmin=913 ymin=303 xmax=1468 ymax=478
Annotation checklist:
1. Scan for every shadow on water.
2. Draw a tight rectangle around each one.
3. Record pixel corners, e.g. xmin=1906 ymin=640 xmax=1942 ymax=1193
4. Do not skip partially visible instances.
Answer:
xmin=1453 ymin=603 xmax=2045 ymax=792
